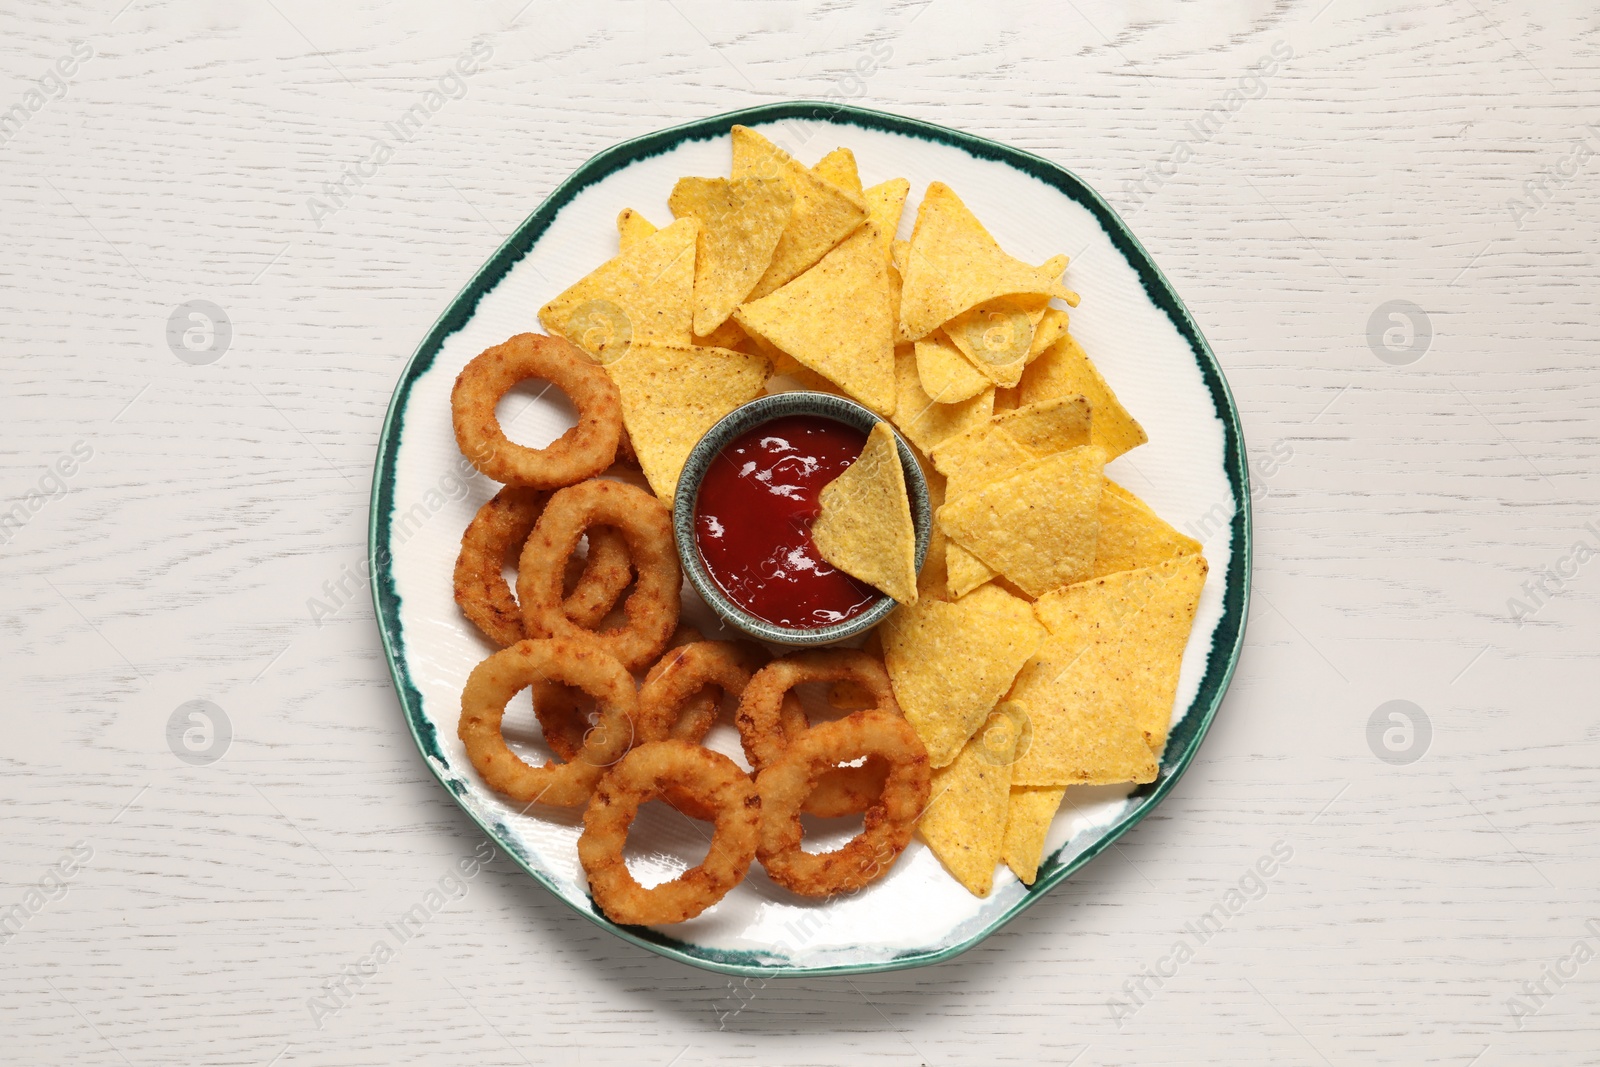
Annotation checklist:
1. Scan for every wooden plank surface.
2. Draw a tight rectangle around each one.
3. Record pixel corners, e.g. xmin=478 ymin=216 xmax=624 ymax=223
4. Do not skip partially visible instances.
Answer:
xmin=2 ymin=0 xmax=1597 ymax=1063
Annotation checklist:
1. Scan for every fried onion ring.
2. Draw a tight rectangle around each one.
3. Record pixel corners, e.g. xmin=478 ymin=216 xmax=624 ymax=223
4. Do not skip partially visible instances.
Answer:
xmin=755 ymin=710 xmax=930 ymax=898
xmin=458 ymin=638 xmax=638 ymax=808
xmin=535 ymin=626 xmax=704 ymax=762
xmin=578 ymin=740 xmax=761 ymax=924
xmin=452 ymin=333 xmax=622 ymax=488
xmin=736 ymin=649 xmax=899 ymax=818
xmin=517 ymin=479 xmax=680 ymax=672
xmin=454 ymin=486 xmax=633 ymax=646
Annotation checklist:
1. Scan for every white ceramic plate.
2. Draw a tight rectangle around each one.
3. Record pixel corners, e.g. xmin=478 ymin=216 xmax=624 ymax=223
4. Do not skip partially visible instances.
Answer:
xmin=370 ymin=102 xmax=1250 ymax=977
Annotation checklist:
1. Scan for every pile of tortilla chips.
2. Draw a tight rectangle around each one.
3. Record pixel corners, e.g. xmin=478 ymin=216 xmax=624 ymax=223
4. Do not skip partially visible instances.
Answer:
xmin=535 ymin=125 xmax=1209 ymax=900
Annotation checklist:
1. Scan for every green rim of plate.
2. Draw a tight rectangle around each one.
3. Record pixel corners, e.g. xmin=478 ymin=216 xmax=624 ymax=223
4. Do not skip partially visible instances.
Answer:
xmin=368 ymin=100 xmax=1252 ymax=978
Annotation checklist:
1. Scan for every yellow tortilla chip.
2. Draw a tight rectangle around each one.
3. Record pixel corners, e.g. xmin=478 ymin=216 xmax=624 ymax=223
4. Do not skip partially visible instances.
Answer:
xmin=810 ymin=146 xmax=863 ymax=199
xmin=930 ymin=422 xmax=1036 ymax=598
xmin=812 ymin=421 xmax=918 ymax=604
xmin=943 ymin=295 xmax=1050 ymax=388
xmin=891 ymin=239 xmax=909 ymax=277
xmin=993 ymin=395 xmax=1093 ymax=457
xmin=945 ymin=543 xmax=997 ymax=599
xmin=914 ymin=330 xmax=990 ymax=404
xmin=616 ymin=208 xmax=657 ymax=253
xmin=918 ymin=712 xmax=1021 ymax=896
xmin=931 ymin=418 xmax=1035 ymax=486
xmin=669 ymin=175 xmax=794 ymax=336
xmin=883 ymin=583 xmax=1044 ymax=766
xmin=1031 ymin=554 xmax=1207 ymax=753
xmin=733 ymin=125 xmax=867 ymax=299
xmin=1003 ymin=786 xmax=1065 ymax=885
xmin=887 ymin=244 xmax=904 ymax=327
xmin=919 ymin=521 xmax=952 ymax=601
xmin=1092 ymin=480 xmax=1202 ymax=579
xmin=540 ymin=217 xmax=697 ymax=361
xmin=692 ymin=317 xmax=751 ymax=352
xmin=1028 ymin=307 xmax=1070 ymax=363
xmin=1018 ymin=333 xmax=1147 ymax=459
xmin=933 ymin=396 xmax=1092 ymax=494
xmin=605 ymin=342 xmax=769 ymax=500
xmin=1007 ymin=635 xmax=1158 ymax=788
xmin=898 ymin=182 xmax=1078 ymax=341
xmin=733 ymin=180 xmax=905 ymax=416
xmin=890 ymin=345 xmax=993 ymax=456
xmin=938 ymin=446 xmax=1107 ymax=598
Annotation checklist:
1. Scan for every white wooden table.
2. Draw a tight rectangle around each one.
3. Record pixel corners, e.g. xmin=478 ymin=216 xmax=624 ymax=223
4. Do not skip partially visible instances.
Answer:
xmin=3 ymin=1 xmax=1597 ymax=1063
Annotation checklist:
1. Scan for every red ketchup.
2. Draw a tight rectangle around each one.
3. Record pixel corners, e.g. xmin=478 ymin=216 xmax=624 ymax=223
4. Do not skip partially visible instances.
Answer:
xmin=694 ymin=414 xmax=880 ymax=629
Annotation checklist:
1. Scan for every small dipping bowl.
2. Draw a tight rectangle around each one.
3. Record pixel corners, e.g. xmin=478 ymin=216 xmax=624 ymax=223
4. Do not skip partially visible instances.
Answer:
xmin=673 ymin=392 xmax=932 ymax=646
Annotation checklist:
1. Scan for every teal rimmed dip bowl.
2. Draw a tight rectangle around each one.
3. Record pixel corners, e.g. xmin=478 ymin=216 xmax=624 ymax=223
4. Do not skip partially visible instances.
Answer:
xmin=672 ymin=391 xmax=931 ymax=645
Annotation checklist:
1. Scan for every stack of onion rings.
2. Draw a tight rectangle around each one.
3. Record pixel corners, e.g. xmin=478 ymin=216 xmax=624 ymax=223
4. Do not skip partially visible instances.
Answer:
xmin=578 ymin=740 xmax=760 ymax=925
xmin=516 ymin=479 xmax=679 ymax=671
xmin=447 ymin=330 xmax=937 ymax=925
xmin=454 ymin=486 xmax=633 ymax=647
xmin=452 ymin=333 xmax=623 ymax=488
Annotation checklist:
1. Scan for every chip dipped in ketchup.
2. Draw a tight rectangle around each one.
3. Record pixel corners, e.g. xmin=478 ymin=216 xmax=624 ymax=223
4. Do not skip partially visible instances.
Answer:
xmin=693 ymin=414 xmax=881 ymax=629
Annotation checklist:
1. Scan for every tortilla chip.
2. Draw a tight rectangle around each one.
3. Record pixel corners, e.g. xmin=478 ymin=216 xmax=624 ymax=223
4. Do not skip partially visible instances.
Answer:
xmin=1006 ymin=630 xmax=1159 ymax=788
xmin=884 ymin=583 xmax=1044 ymax=766
xmin=919 ymin=526 xmax=952 ymax=601
xmin=733 ymin=181 xmax=905 ymax=416
xmin=929 ymin=420 xmax=1039 ymax=599
xmin=887 ymin=245 xmax=904 ymax=327
xmin=669 ymin=175 xmax=794 ymax=336
xmin=932 ymin=396 xmax=1092 ymax=496
xmin=931 ymin=418 xmax=1035 ymax=487
xmin=811 ymin=146 xmax=863 ymax=199
xmin=993 ymin=395 xmax=1093 ymax=457
xmin=898 ymin=182 xmax=1078 ymax=341
xmin=943 ymin=295 xmax=1051 ymax=388
xmin=605 ymin=342 xmax=770 ymax=500
xmin=1092 ymin=480 xmax=1202 ymax=579
xmin=693 ymin=317 xmax=751 ymax=352
xmin=945 ymin=543 xmax=998 ymax=599
xmin=938 ymin=446 xmax=1107 ymax=598
xmin=914 ymin=330 xmax=990 ymax=404
xmin=812 ymin=421 xmax=918 ymax=604
xmin=891 ymin=239 xmax=909 ymax=277
xmin=1003 ymin=786 xmax=1065 ymax=885
xmin=918 ymin=714 xmax=1021 ymax=896
xmin=732 ymin=125 xmax=868 ymax=299
xmin=891 ymin=345 xmax=993 ymax=455
xmin=1018 ymin=333 xmax=1147 ymax=459
xmin=1031 ymin=554 xmax=1207 ymax=753
xmin=540 ymin=217 xmax=698 ymax=361
xmin=1028 ymin=307 xmax=1070 ymax=363
xmin=616 ymin=208 xmax=657 ymax=253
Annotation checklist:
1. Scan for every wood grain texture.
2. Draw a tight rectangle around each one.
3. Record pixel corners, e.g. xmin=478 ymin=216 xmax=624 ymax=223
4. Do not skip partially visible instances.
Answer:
xmin=3 ymin=0 xmax=1598 ymax=1063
